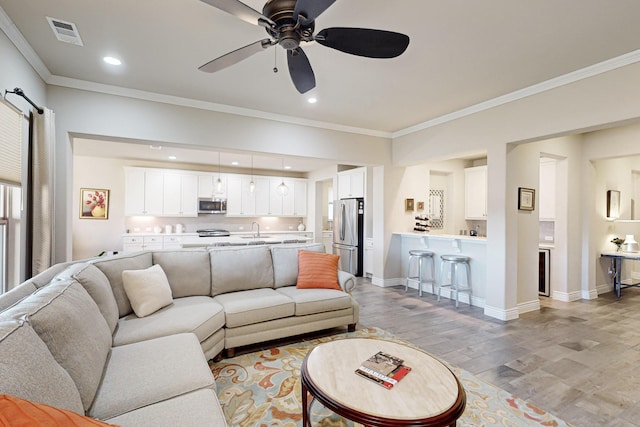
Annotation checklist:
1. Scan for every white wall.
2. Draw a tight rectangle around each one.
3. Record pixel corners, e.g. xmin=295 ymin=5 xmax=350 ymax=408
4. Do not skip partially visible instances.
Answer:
xmin=47 ymin=85 xmax=392 ymax=263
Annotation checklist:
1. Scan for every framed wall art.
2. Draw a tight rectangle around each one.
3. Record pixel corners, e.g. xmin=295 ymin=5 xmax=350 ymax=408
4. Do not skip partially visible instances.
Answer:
xmin=80 ymin=188 xmax=109 ymax=219
xmin=405 ymin=198 xmax=414 ymax=212
xmin=518 ymin=187 xmax=535 ymax=211
xmin=417 ymin=201 xmax=424 ymax=211
xmin=606 ymin=190 xmax=620 ymax=219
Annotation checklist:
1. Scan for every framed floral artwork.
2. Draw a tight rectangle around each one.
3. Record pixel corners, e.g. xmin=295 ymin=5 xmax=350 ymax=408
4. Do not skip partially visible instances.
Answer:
xmin=80 ymin=188 xmax=109 ymax=219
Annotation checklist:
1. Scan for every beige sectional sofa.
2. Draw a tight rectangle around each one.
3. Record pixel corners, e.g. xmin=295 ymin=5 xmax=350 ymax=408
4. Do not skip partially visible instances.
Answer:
xmin=0 ymin=243 xmax=358 ymax=426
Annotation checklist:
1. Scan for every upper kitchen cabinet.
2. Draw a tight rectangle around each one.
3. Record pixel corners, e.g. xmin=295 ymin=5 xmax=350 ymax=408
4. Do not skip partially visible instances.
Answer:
xmin=227 ymin=175 xmax=305 ymax=217
xmin=125 ymin=167 xmax=198 ymax=217
xmin=465 ymin=165 xmax=488 ymax=220
xmin=124 ymin=167 xmax=163 ymax=216
xmin=338 ymin=167 xmax=365 ymax=199
xmin=198 ymin=173 xmax=227 ymax=199
xmin=539 ymin=158 xmax=556 ymax=220
xmin=269 ymin=178 xmax=307 ymax=216
xmin=163 ymin=172 xmax=198 ymax=217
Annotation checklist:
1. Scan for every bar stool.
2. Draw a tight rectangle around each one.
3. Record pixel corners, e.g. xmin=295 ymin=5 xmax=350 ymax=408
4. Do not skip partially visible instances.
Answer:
xmin=405 ymin=250 xmax=436 ymax=297
xmin=437 ymin=255 xmax=472 ymax=308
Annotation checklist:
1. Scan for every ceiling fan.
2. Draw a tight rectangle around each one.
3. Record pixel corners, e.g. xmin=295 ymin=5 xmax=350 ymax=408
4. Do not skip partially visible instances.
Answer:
xmin=198 ymin=0 xmax=410 ymax=93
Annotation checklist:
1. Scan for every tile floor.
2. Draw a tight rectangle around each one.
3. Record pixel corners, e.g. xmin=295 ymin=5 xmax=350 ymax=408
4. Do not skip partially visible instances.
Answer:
xmin=352 ymin=278 xmax=640 ymax=427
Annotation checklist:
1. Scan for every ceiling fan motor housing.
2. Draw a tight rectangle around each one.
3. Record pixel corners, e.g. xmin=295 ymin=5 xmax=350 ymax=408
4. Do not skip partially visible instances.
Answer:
xmin=263 ymin=0 xmax=314 ymax=50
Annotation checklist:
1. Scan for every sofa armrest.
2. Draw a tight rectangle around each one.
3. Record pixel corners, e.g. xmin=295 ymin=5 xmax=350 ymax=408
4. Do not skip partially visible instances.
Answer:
xmin=338 ymin=270 xmax=356 ymax=293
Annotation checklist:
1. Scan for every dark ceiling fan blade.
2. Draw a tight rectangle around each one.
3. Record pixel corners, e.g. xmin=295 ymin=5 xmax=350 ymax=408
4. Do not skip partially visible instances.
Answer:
xmin=200 ymin=0 xmax=274 ymax=28
xmin=199 ymin=39 xmax=272 ymax=73
xmin=293 ymin=0 xmax=336 ymax=24
xmin=316 ymin=28 xmax=410 ymax=58
xmin=287 ymin=48 xmax=315 ymax=94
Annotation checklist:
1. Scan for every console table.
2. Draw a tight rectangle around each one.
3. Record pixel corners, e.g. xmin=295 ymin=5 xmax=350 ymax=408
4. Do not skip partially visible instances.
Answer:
xmin=601 ymin=251 xmax=640 ymax=298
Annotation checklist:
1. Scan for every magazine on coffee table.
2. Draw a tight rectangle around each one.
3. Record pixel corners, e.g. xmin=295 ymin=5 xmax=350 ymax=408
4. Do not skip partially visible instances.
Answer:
xmin=355 ymin=351 xmax=412 ymax=389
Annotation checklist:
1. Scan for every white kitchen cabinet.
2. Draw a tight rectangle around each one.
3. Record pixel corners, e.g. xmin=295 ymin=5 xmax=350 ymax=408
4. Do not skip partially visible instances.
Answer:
xmin=163 ymin=172 xmax=198 ymax=217
xmin=226 ymin=175 xmax=243 ymax=215
xmin=254 ymin=177 xmax=270 ymax=216
xmin=269 ymin=178 xmax=307 ymax=216
xmin=321 ymin=231 xmax=333 ymax=253
xmin=539 ymin=159 xmax=556 ymax=220
xmin=269 ymin=178 xmax=286 ymax=216
xmin=198 ymin=173 xmax=227 ymax=199
xmin=464 ymin=165 xmax=487 ymax=220
xmin=124 ymin=168 xmax=163 ymax=216
xmin=338 ymin=167 xmax=365 ymax=199
xmin=293 ymin=180 xmax=307 ymax=216
xmin=163 ymin=235 xmax=183 ymax=250
xmin=240 ymin=177 xmax=257 ymax=215
xmin=122 ymin=235 xmax=163 ymax=252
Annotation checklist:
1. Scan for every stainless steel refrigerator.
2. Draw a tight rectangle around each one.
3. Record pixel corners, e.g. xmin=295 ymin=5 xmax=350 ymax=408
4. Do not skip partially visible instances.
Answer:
xmin=332 ymin=198 xmax=364 ymax=276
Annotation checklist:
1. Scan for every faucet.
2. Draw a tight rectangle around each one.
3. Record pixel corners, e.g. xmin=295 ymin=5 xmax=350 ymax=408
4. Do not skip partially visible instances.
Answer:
xmin=251 ymin=221 xmax=260 ymax=238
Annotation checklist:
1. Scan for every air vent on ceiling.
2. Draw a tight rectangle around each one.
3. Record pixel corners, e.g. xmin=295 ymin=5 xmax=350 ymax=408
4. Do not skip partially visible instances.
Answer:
xmin=46 ymin=16 xmax=83 ymax=46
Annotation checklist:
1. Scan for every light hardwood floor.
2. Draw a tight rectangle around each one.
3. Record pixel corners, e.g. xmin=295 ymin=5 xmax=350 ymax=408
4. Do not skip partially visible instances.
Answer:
xmin=352 ymin=278 xmax=640 ymax=427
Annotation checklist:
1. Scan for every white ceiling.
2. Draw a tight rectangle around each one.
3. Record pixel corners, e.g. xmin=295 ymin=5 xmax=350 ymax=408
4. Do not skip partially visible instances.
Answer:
xmin=3 ymin=0 xmax=640 ymax=170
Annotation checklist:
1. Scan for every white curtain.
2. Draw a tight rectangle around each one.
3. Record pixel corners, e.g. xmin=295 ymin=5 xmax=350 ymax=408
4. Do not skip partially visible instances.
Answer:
xmin=30 ymin=108 xmax=55 ymax=276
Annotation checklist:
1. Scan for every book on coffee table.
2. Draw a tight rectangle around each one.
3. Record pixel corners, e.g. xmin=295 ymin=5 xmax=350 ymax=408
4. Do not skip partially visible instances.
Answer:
xmin=355 ymin=351 xmax=412 ymax=389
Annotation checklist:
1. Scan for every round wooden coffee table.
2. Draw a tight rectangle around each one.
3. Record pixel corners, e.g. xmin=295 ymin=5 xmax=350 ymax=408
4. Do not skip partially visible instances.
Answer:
xmin=301 ymin=338 xmax=466 ymax=426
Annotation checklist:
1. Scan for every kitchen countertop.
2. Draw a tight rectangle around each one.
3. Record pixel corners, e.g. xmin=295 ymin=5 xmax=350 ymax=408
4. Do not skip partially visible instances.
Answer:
xmin=123 ymin=231 xmax=314 ymax=247
xmin=393 ymin=232 xmax=487 ymax=242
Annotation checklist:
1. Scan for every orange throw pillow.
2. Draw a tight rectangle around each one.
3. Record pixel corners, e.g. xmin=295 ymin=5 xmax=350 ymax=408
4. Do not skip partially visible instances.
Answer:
xmin=296 ymin=250 xmax=341 ymax=290
xmin=0 ymin=394 xmax=118 ymax=426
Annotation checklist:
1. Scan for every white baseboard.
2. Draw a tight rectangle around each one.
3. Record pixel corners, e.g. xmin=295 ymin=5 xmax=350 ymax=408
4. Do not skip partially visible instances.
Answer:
xmin=484 ymin=305 xmax=519 ymax=321
xmin=551 ymin=290 xmax=582 ymax=302
xmin=518 ymin=299 xmax=540 ymax=314
xmin=369 ymin=277 xmax=402 ymax=288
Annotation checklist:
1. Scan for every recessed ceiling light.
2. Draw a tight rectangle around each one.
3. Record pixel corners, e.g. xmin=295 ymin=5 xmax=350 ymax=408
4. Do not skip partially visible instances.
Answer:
xmin=149 ymin=145 xmax=162 ymax=150
xmin=103 ymin=56 xmax=122 ymax=66
xmin=231 ymin=161 xmax=239 ymax=166
xmin=168 ymin=155 xmax=177 ymax=160
xmin=307 ymin=97 xmax=317 ymax=104
xmin=284 ymin=165 xmax=292 ymax=170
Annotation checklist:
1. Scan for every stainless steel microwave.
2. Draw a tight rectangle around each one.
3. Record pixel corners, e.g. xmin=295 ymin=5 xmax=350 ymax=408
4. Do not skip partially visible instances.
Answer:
xmin=198 ymin=198 xmax=227 ymax=214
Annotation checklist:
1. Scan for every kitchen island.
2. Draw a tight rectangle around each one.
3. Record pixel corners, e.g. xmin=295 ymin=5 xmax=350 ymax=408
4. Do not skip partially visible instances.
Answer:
xmin=392 ymin=232 xmax=487 ymax=307
xmin=122 ymin=231 xmax=314 ymax=252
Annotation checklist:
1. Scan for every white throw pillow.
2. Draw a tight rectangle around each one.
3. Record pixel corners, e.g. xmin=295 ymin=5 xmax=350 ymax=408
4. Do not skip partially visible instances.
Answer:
xmin=122 ymin=264 xmax=173 ymax=317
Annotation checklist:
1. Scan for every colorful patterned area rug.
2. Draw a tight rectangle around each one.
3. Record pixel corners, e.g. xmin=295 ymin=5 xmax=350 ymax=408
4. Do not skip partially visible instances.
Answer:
xmin=209 ymin=327 xmax=571 ymax=427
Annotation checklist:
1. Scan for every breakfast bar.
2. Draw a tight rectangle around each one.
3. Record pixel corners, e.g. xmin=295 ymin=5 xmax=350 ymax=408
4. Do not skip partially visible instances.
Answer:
xmin=392 ymin=232 xmax=487 ymax=307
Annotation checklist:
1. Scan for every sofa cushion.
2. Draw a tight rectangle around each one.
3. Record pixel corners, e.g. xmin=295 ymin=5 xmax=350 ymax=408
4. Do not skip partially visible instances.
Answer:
xmin=88 ymin=333 xmax=215 ymax=420
xmin=56 ymin=263 xmax=119 ymax=333
xmin=210 ymin=246 xmax=274 ymax=296
xmin=275 ymin=286 xmax=354 ymax=316
xmin=122 ymin=264 xmax=173 ymax=317
xmin=113 ymin=296 xmax=225 ymax=347
xmin=91 ymin=252 xmax=153 ymax=317
xmin=270 ymin=243 xmax=325 ymax=288
xmin=0 ymin=280 xmax=112 ymax=412
xmin=0 ymin=281 xmax=37 ymax=312
xmin=213 ymin=288 xmax=295 ymax=328
xmin=105 ymin=389 xmax=226 ymax=427
xmin=296 ymin=250 xmax=341 ymax=290
xmin=0 ymin=394 xmax=117 ymax=426
xmin=0 ymin=321 xmax=84 ymax=414
xmin=152 ymin=250 xmax=211 ymax=297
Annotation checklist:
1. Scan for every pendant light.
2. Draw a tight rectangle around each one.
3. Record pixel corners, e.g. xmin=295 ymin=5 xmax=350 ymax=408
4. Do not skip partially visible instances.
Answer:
xmin=215 ymin=152 xmax=223 ymax=192
xmin=249 ymin=155 xmax=255 ymax=192
xmin=277 ymin=158 xmax=289 ymax=196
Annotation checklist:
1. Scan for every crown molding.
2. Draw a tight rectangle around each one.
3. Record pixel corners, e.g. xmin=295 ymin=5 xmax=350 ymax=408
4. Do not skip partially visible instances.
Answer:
xmin=0 ymin=6 xmax=51 ymax=82
xmin=46 ymin=75 xmax=392 ymax=139
xmin=393 ymin=49 xmax=640 ymax=139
